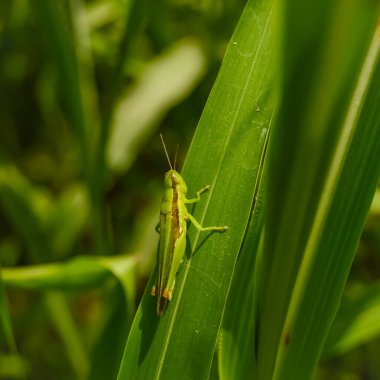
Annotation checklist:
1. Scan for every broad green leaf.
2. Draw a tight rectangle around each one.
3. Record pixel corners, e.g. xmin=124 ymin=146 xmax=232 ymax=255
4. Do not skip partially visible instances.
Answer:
xmin=218 ymin=107 xmax=270 ymax=379
xmin=0 ymin=159 xmax=88 ymax=261
xmin=218 ymin=170 xmax=266 ymax=380
xmin=256 ymin=1 xmax=380 ymax=379
xmin=46 ymin=184 xmax=89 ymax=259
xmin=370 ymin=187 xmax=380 ymax=214
xmin=117 ymin=0 xmax=276 ymax=378
xmin=0 ymin=159 xmax=52 ymax=261
xmin=323 ymin=282 xmax=380 ymax=356
xmin=3 ymin=273 xmax=81 ymax=377
xmin=106 ymin=39 xmax=207 ymax=172
xmin=0 ymin=160 xmax=93 ymax=379
xmin=0 ymin=354 xmax=26 ymax=380
xmin=2 ymin=255 xmax=136 ymax=292
xmin=2 ymin=255 xmax=137 ymax=379
xmin=86 ymin=1 xmax=122 ymax=29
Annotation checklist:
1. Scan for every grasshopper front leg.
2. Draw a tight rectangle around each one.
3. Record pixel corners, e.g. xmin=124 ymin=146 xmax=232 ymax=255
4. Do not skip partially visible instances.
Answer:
xmin=185 ymin=185 xmax=210 ymax=204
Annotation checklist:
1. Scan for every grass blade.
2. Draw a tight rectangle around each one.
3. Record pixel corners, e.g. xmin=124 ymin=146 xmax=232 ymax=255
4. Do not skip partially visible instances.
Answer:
xmin=256 ymin=2 xmax=380 ymax=378
xmin=0 ymin=267 xmax=24 ymax=379
xmin=107 ymin=39 xmax=207 ymax=172
xmin=117 ymin=0 xmax=276 ymax=378
xmin=323 ymin=282 xmax=380 ymax=356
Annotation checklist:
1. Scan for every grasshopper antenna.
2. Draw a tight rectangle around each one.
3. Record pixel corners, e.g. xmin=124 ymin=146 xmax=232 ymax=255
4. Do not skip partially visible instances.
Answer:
xmin=160 ymin=134 xmax=173 ymax=170
xmin=173 ymin=144 xmax=179 ymax=171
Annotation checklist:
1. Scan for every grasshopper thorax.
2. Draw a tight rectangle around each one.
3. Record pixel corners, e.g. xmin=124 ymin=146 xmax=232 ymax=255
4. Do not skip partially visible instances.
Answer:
xmin=164 ymin=169 xmax=187 ymax=193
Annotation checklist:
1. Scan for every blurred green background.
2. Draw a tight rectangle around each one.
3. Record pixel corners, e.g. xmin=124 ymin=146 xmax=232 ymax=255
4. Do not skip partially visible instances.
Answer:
xmin=0 ymin=1 xmax=248 ymax=379
xmin=0 ymin=0 xmax=380 ymax=379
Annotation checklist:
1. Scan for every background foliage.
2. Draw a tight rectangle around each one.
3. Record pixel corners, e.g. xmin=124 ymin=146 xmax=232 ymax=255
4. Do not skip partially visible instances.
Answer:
xmin=0 ymin=0 xmax=380 ymax=379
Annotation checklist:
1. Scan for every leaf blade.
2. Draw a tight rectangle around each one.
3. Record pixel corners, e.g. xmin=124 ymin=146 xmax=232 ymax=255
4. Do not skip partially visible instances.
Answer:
xmin=117 ymin=0 xmax=276 ymax=378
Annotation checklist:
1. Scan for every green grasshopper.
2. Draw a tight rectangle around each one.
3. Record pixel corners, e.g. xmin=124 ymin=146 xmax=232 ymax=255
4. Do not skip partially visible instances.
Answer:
xmin=151 ymin=134 xmax=229 ymax=316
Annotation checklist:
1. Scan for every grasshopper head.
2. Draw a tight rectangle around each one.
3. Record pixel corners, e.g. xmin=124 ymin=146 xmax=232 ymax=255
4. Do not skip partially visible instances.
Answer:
xmin=165 ymin=170 xmax=187 ymax=193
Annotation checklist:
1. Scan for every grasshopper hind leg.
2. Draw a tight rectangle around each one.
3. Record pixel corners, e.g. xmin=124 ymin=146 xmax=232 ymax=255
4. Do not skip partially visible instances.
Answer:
xmin=186 ymin=212 xmax=229 ymax=232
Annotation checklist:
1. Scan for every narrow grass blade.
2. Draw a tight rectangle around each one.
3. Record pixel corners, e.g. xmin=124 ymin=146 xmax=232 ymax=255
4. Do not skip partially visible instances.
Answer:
xmin=0 ymin=267 xmax=24 ymax=379
xmin=0 ymin=158 xmax=52 ymax=261
xmin=33 ymin=0 xmax=92 ymax=162
xmin=88 ymin=283 xmax=129 ymax=380
xmin=44 ymin=292 xmax=89 ymax=379
xmin=34 ymin=0 xmax=107 ymax=252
